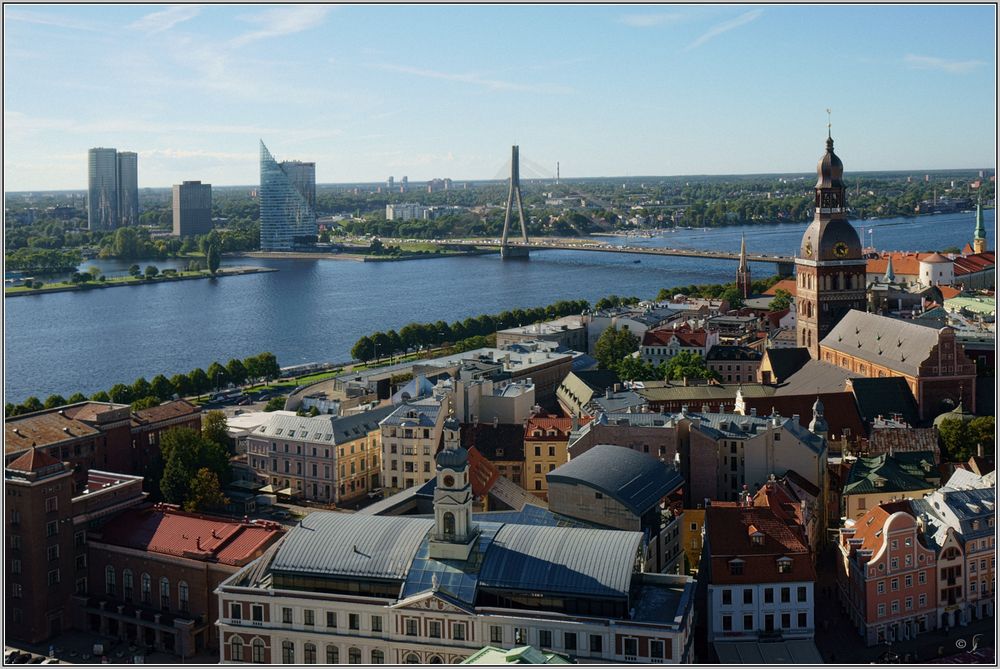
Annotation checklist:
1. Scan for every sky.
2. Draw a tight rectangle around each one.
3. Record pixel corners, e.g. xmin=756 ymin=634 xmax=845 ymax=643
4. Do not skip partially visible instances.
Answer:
xmin=3 ymin=4 xmax=997 ymax=191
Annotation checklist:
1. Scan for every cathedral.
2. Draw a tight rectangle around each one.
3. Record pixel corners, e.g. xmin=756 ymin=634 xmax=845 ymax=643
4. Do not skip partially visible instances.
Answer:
xmin=795 ymin=134 xmax=868 ymax=358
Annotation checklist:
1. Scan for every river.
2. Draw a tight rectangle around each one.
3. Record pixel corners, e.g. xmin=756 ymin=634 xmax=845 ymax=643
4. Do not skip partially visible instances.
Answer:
xmin=4 ymin=211 xmax=993 ymax=403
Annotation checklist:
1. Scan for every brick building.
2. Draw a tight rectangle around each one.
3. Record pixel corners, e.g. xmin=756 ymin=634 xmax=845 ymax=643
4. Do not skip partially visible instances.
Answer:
xmin=705 ymin=345 xmax=762 ymax=384
xmin=522 ymin=415 xmax=582 ymax=500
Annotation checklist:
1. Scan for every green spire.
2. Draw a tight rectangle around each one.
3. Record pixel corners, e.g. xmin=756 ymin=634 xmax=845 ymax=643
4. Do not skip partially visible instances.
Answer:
xmin=974 ymin=191 xmax=986 ymax=241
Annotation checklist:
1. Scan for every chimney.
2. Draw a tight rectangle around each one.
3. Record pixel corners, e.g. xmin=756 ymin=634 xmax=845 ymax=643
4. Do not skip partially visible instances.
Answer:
xmin=750 ymin=408 xmax=757 ymax=417
xmin=196 ymin=536 xmax=202 ymax=550
xmin=493 ymin=416 xmax=499 ymax=428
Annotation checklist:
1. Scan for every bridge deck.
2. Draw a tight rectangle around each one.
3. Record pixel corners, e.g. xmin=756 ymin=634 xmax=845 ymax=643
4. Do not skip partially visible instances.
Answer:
xmin=479 ymin=240 xmax=793 ymax=264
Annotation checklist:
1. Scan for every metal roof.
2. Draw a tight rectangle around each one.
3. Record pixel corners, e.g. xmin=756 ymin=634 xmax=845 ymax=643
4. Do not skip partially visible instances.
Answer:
xmin=821 ymin=310 xmax=943 ymax=377
xmin=400 ymin=521 xmax=504 ymax=605
xmin=272 ymin=513 xmax=433 ymax=581
xmin=478 ymin=524 xmax=642 ymax=599
xmin=547 ymin=444 xmax=683 ymax=516
xmin=250 ymin=407 xmax=393 ymax=446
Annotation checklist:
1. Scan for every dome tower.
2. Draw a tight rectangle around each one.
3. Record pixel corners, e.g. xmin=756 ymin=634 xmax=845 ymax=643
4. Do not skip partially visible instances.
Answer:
xmin=428 ymin=417 xmax=479 ymax=560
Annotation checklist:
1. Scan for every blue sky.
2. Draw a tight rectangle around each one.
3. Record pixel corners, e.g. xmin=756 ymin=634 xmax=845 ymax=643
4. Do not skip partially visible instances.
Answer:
xmin=3 ymin=4 xmax=996 ymax=190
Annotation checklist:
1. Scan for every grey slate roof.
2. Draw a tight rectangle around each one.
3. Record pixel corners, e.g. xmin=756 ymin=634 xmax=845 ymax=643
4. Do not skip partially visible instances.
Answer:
xmin=547 ymin=444 xmax=683 ymax=516
xmin=272 ymin=513 xmax=434 ymax=581
xmin=251 ymin=406 xmax=394 ymax=445
xmin=773 ymin=359 xmax=859 ymax=396
xmin=848 ymin=377 xmax=920 ymax=426
xmin=380 ymin=397 xmax=444 ymax=427
xmin=762 ymin=347 xmax=811 ymax=383
xmin=478 ymin=524 xmax=642 ymax=598
xmin=821 ymin=310 xmax=944 ymax=377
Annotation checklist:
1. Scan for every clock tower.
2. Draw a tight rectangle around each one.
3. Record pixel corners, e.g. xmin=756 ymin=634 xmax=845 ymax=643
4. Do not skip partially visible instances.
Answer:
xmin=795 ymin=134 xmax=867 ymax=358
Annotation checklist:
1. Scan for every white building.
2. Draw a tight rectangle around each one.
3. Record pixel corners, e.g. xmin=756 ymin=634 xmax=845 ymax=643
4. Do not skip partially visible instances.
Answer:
xmin=380 ymin=394 xmax=450 ymax=491
xmin=918 ymin=253 xmax=955 ymax=287
xmin=216 ymin=442 xmax=697 ymax=665
xmin=451 ymin=373 xmax=535 ymax=425
xmin=386 ymin=203 xmax=429 ymax=221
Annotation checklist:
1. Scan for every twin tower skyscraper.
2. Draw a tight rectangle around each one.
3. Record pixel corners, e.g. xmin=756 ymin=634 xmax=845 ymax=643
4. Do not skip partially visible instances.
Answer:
xmin=87 ymin=147 xmax=138 ymax=230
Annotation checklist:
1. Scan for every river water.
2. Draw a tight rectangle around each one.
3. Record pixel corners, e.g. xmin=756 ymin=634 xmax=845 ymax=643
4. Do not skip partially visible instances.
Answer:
xmin=4 ymin=211 xmax=993 ymax=403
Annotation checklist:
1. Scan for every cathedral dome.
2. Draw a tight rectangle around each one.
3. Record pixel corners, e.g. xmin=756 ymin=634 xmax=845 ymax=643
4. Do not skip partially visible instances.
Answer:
xmin=815 ymin=136 xmax=845 ymax=189
xmin=798 ymin=135 xmax=862 ymax=262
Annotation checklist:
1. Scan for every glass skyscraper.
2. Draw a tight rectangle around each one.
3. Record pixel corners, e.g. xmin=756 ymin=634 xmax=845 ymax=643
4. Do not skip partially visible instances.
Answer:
xmin=117 ymin=151 xmax=139 ymax=227
xmin=259 ymin=141 xmax=317 ymax=251
xmin=87 ymin=147 xmax=119 ymax=231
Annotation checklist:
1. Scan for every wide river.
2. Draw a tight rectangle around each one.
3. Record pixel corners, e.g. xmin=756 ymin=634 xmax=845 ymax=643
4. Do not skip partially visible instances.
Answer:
xmin=5 ymin=211 xmax=994 ymax=403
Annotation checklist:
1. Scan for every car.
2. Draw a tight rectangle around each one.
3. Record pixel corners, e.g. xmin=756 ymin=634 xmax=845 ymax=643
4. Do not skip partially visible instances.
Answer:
xmin=367 ymin=488 xmax=383 ymax=499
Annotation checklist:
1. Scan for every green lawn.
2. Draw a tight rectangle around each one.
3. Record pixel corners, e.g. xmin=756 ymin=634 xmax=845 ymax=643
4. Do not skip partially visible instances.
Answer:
xmin=6 ymin=270 xmax=213 ymax=295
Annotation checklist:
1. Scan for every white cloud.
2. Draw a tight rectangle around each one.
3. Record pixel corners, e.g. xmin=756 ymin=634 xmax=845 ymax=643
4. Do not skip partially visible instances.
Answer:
xmin=129 ymin=5 xmax=201 ymax=34
xmin=229 ymin=5 xmax=331 ymax=47
xmin=618 ymin=12 xmax=684 ymax=28
xmin=903 ymin=54 xmax=986 ymax=74
xmin=3 ymin=10 xmax=105 ymax=32
xmin=685 ymin=10 xmax=762 ymax=51
xmin=372 ymin=64 xmax=574 ymax=95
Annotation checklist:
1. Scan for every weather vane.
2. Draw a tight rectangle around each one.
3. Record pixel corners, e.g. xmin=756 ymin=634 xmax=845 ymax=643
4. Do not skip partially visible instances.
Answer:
xmin=826 ymin=108 xmax=832 ymax=138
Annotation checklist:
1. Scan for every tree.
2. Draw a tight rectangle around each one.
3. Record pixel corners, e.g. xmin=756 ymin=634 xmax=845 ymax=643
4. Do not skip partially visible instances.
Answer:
xmin=150 ymin=374 xmax=175 ymax=401
xmin=264 ymin=396 xmax=286 ymax=412
xmin=159 ymin=428 xmax=202 ymax=504
xmin=170 ymin=373 xmax=192 ymax=397
xmin=256 ymin=352 xmax=280 ymax=381
xmin=43 ymin=394 xmax=67 ymax=409
xmin=131 ymin=376 xmax=152 ymax=399
xmin=188 ymin=368 xmax=210 ymax=395
xmin=67 ymin=392 xmax=88 ymax=404
xmin=663 ymin=351 xmax=721 ymax=382
xmin=968 ymin=416 xmax=995 ymax=456
xmin=109 ymin=383 xmax=133 ymax=404
xmin=937 ymin=418 xmax=971 ymax=462
xmin=307 ymin=406 xmax=320 ymax=417
xmin=144 ymin=265 xmax=159 ymax=279
xmin=207 ymin=244 xmax=221 ymax=275
xmin=352 ymin=335 xmax=374 ymax=363
xmin=594 ymin=327 xmax=640 ymax=370
xmin=202 ymin=410 xmax=230 ymax=453
xmin=225 ymin=358 xmax=248 ymax=385
xmin=184 ymin=468 xmax=228 ymax=513
xmin=207 ymin=362 xmax=229 ymax=391
xmin=112 ymin=227 xmax=141 ymax=259
xmin=5 ymin=403 xmax=19 ymax=417
xmin=616 ymin=356 xmax=663 ymax=382
xmin=769 ymin=288 xmax=793 ymax=312
xmin=243 ymin=354 xmax=262 ymax=383
xmin=720 ymin=285 xmax=745 ymax=310
xmin=131 ymin=396 xmax=161 ymax=411
xmin=20 ymin=396 xmax=44 ymax=413
xmin=90 ymin=390 xmax=111 ymax=402
xmin=128 ymin=264 xmax=141 ymax=277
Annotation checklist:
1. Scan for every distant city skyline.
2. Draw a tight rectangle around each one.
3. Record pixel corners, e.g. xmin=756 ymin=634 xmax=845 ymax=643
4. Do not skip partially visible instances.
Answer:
xmin=4 ymin=4 xmax=997 ymax=191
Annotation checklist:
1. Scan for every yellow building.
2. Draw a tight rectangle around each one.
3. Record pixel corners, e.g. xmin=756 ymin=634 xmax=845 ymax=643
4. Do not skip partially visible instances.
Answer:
xmin=523 ymin=416 xmax=579 ymax=500
xmin=680 ymin=508 xmax=705 ymax=575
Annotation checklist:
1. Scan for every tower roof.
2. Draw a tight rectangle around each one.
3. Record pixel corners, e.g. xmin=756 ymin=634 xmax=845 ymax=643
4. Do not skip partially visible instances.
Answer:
xmin=883 ymin=255 xmax=896 ymax=283
xmin=815 ymin=136 xmax=845 ymax=189
xmin=798 ymin=134 xmax=862 ymax=262
xmin=974 ymin=192 xmax=987 ymax=240
xmin=7 ymin=446 xmax=62 ymax=473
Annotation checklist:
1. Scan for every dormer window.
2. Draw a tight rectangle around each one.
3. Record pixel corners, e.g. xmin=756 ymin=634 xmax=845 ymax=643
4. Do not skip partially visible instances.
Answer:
xmin=777 ymin=557 xmax=793 ymax=574
xmin=729 ymin=559 xmax=745 ymax=576
xmin=749 ymin=528 xmax=765 ymax=546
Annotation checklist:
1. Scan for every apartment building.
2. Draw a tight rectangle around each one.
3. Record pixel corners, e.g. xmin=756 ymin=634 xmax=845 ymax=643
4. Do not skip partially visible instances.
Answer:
xmin=380 ymin=396 xmax=449 ymax=492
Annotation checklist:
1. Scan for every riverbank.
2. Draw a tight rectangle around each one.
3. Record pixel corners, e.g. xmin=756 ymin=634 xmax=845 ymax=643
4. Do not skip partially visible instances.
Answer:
xmin=242 ymin=248 xmax=497 ymax=262
xmin=4 ymin=265 xmax=276 ymax=298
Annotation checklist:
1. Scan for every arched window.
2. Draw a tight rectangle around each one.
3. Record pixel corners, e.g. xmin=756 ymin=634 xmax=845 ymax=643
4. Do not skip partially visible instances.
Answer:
xmin=160 ymin=576 xmax=170 ymax=608
xmin=178 ymin=581 xmax=189 ymax=612
xmin=251 ymin=638 xmax=265 ymax=664
xmin=372 ymin=649 xmax=385 ymax=664
xmin=443 ymin=512 xmax=456 ymax=537
xmin=303 ymin=643 xmax=316 ymax=664
xmin=429 ymin=656 xmax=443 ymax=664
xmin=231 ymin=637 xmax=244 ymax=662
xmin=405 ymin=654 xmax=421 ymax=664
xmin=349 ymin=647 xmax=362 ymax=664
xmin=326 ymin=646 xmax=339 ymax=664
xmin=123 ymin=569 xmax=133 ymax=601
xmin=105 ymin=566 xmax=116 ymax=596
xmin=281 ymin=640 xmax=295 ymax=664
xmin=141 ymin=573 xmax=151 ymax=604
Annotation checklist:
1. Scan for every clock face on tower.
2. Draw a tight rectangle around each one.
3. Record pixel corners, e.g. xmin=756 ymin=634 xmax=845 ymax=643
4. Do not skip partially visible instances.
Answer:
xmin=833 ymin=241 xmax=850 ymax=258
xmin=443 ymin=475 xmax=455 ymax=488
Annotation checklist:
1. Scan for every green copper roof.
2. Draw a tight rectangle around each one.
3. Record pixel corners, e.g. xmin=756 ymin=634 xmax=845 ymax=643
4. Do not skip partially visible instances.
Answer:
xmin=974 ymin=193 xmax=987 ymax=240
xmin=461 ymin=646 xmax=573 ymax=665
xmin=843 ymin=451 xmax=939 ymax=496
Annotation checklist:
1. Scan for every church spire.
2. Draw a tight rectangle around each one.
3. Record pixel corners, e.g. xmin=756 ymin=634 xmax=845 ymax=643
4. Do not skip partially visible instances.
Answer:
xmin=883 ymin=254 xmax=895 ymax=284
xmin=973 ymin=190 xmax=987 ymax=254
xmin=736 ymin=233 xmax=751 ymax=299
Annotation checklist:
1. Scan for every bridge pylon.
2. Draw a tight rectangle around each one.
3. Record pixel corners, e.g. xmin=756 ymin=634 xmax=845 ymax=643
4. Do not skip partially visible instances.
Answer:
xmin=500 ymin=145 xmax=529 ymax=259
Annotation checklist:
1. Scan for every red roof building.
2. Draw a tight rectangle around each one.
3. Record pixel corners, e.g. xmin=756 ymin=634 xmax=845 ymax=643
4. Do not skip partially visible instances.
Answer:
xmin=641 ymin=327 xmax=719 ymax=366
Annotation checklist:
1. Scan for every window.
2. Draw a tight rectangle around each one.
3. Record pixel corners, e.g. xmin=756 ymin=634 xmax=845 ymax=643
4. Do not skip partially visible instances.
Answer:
xmin=303 ymin=643 xmax=316 ymax=664
xmin=743 ymin=589 xmax=753 ymax=604
xmin=918 ymin=594 xmax=927 ymax=607
xmin=160 ymin=577 xmax=170 ymax=608
xmin=281 ymin=640 xmax=294 ymax=664
xmin=326 ymin=611 xmax=337 ymax=628
xmin=252 ymin=605 xmax=263 ymax=622
xmin=123 ymin=569 xmax=133 ymax=601
xmin=405 ymin=619 xmax=418 ymax=636
xmin=105 ymin=566 xmax=116 ymax=596
xmin=349 ymin=613 xmax=360 ymax=630
xmin=743 ymin=614 xmax=753 ymax=631
xmin=282 ymin=607 xmax=292 ymax=624
xmin=919 ymin=571 xmax=926 ymax=585
xmin=48 ymin=569 xmax=60 ymax=586
xmin=891 ymin=600 xmax=899 ymax=613
xmin=891 ymin=577 xmax=899 ymax=592
xmin=539 ymin=630 xmax=552 ymax=648
xmin=877 ymin=603 xmax=885 ymax=617
xmin=624 ymin=638 xmax=638 ymax=658
xmin=905 ymin=597 xmax=913 ymax=610
xmin=405 ymin=654 xmax=420 ymax=664
xmin=877 ymin=581 xmax=885 ymax=594
xmin=780 ymin=587 xmax=790 ymax=603
xmin=371 ymin=650 xmax=384 ymax=664
xmin=781 ymin=613 xmax=790 ymax=629
xmin=45 ymin=496 xmax=58 ymax=512
xmin=11 ymin=583 xmax=23 ymax=599
xmin=11 ymin=559 xmax=21 ymax=575
xmin=252 ymin=639 xmax=265 ymax=664
xmin=75 ymin=531 xmax=86 ymax=547
xmin=326 ymin=646 xmax=339 ymax=664
xmin=304 ymin=609 xmax=314 ymax=626
xmin=47 ymin=545 xmax=60 ymax=561
xmin=564 ymin=632 xmax=576 ymax=651
xmin=141 ymin=573 xmax=151 ymax=604
xmin=722 ymin=615 xmax=732 ymax=631
xmin=777 ymin=558 xmax=792 ymax=574
xmin=348 ymin=647 xmax=361 ymax=664
xmin=905 ymin=574 xmax=913 ymax=588
xmin=490 ymin=626 xmax=503 ymax=643
xmin=429 ymin=621 xmax=442 ymax=638
xmin=797 ymin=586 xmax=807 ymax=602
xmin=722 ymin=589 xmax=732 ymax=605
xmin=650 ymin=640 xmax=665 ymax=660
xmin=46 ymin=521 xmax=58 ymax=537
xmin=589 ymin=635 xmax=602 ymax=654
xmin=730 ymin=560 xmax=745 ymax=576
xmin=798 ymin=612 xmax=807 ymax=628
xmin=372 ymin=615 xmax=382 ymax=633
xmin=764 ymin=588 xmax=774 ymax=604
xmin=231 ymin=637 xmax=244 ymax=662
xmin=231 ymin=603 xmax=243 ymax=621
xmin=178 ymin=582 xmax=189 ymax=613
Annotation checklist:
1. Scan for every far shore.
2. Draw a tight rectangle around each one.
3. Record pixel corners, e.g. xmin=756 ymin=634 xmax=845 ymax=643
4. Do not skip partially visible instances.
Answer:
xmin=5 ymin=266 xmax=276 ymax=298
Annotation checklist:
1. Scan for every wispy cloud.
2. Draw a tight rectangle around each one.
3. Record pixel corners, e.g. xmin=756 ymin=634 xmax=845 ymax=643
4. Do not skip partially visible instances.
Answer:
xmin=138 ymin=148 xmax=257 ymax=161
xmin=4 ymin=9 xmax=105 ymax=32
xmin=684 ymin=10 xmax=762 ymax=51
xmin=129 ymin=5 xmax=201 ymax=34
xmin=618 ymin=12 xmax=684 ymax=28
xmin=229 ymin=5 xmax=331 ymax=47
xmin=373 ymin=64 xmax=574 ymax=94
xmin=903 ymin=53 xmax=986 ymax=74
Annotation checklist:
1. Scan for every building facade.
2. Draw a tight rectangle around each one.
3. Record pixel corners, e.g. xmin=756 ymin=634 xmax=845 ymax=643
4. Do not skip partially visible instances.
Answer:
xmin=380 ymin=396 xmax=449 ymax=492
xmin=259 ymin=141 xmax=317 ymax=251
xmin=706 ymin=345 xmax=763 ymax=384
xmin=795 ymin=135 xmax=868 ymax=358
xmin=117 ymin=151 xmax=139 ymax=227
xmin=523 ymin=415 xmax=577 ymax=500
xmin=172 ymin=181 xmax=213 ymax=237
xmin=87 ymin=148 xmax=120 ymax=231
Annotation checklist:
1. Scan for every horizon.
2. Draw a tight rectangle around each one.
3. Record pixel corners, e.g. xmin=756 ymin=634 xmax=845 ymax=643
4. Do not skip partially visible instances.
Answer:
xmin=4 ymin=4 xmax=997 ymax=191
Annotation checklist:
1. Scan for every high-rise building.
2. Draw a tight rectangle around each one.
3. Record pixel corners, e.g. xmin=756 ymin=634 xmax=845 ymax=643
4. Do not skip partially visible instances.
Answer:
xmin=795 ymin=135 xmax=867 ymax=357
xmin=117 ymin=151 xmax=139 ymax=227
xmin=87 ymin=147 xmax=119 ymax=230
xmin=259 ymin=141 xmax=318 ymax=251
xmin=172 ymin=180 xmax=213 ymax=237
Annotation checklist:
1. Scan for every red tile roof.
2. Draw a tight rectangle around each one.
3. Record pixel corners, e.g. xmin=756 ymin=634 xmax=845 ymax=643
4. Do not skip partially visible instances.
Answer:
xmin=98 ymin=505 xmax=283 ymax=566
xmin=642 ymin=327 xmax=710 ymax=348
xmin=524 ymin=414 xmax=591 ymax=440
xmin=131 ymin=399 xmax=201 ymax=426
xmin=953 ymin=251 xmax=995 ymax=276
xmin=866 ymin=253 xmax=925 ymax=277
xmin=706 ymin=502 xmax=815 ymax=584
xmin=467 ymin=446 xmax=500 ymax=498
xmin=763 ymin=278 xmax=797 ymax=297
xmin=5 ymin=411 xmax=101 ymax=455
xmin=6 ymin=447 xmax=63 ymax=472
xmin=764 ymin=308 xmax=790 ymax=329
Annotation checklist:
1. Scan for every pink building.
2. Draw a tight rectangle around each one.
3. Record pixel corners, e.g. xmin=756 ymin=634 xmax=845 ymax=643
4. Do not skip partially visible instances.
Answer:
xmin=837 ymin=502 xmax=938 ymax=645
